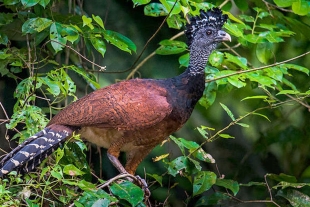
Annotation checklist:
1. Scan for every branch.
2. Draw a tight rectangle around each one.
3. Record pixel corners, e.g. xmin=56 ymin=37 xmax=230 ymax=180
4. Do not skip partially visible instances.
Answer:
xmin=207 ymin=50 xmax=310 ymax=83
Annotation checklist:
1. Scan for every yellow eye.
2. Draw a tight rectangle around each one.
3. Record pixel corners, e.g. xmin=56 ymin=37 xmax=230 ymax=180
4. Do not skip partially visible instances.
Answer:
xmin=206 ymin=30 xmax=212 ymax=35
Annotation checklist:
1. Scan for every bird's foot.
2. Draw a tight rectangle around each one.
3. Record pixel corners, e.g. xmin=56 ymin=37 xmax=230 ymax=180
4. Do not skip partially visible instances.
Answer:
xmin=134 ymin=175 xmax=151 ymax=198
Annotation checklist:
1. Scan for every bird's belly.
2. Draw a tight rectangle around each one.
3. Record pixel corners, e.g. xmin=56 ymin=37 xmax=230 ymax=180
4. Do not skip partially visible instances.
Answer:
xmin=79 ymin=127 xmax=124 ymax=149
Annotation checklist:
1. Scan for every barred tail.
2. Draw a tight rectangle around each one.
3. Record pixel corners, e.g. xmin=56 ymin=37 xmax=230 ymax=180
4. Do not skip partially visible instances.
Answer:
xmin=0 ymin=124 xmax=73 ymax=177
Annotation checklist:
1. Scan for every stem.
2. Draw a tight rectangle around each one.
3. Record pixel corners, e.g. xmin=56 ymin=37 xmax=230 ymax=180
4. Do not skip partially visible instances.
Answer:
xmin=207 ymin=50 xmax=310 ymax=83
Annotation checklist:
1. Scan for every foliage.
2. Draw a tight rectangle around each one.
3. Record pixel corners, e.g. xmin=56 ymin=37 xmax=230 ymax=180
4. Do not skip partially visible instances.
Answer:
xmin=0 ymin=0 xmax=310 ymax=206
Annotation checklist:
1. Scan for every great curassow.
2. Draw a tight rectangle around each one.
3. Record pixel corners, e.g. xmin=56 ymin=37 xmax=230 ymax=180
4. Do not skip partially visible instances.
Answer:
xmin=0 ymin=8 xmax=230 ymax=178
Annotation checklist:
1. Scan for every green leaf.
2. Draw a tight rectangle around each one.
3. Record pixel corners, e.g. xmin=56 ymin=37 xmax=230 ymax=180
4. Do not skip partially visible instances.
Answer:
xmin=195 ymin=192 xmax=231 ymax=206
xmin=63 ymin=164 xmax=85 ymax=176
xmin=82 ymin=15 xmax=94 ymax=30
xmin=39 ymin=0 xmax=50 ymax=8
xmin=252 ymin=112 xmax=271 ymax=122
xmin=92 ymin=14 xmax=105 ymax=29
xmin=159 ymin=0 xmax=181 ymax=15
xmin=246 ymin=72 xmax=277 ymax=88
xmin=292 ymin=0 xmax=310 ymax=16
xmin=215 ymin=179 xmax=239 ymax=196
xmin=241 ymin=95 xmax=269 ymax=101
xmin=240 ymin=181 xmax=266 ymax=187
xmin=193 ymin=171 xmax=217 ymax=196
xmin=274 ymin=0 xmax=296 ymax=7
xmin=132 ymin=0 xmax=151 ymax=7
xmin=225 ymin=53 xmax=247 ymax=69
xmin=256 ymin=42 xmax=274 ymax=64
xmin=156 ymin=39 xmax=187 ymax=55
xmin=3 ymin=0 xmax=19 ymax=5
xmin=234 ymin=0 xmax=248 ymax=11
xmin=276 ymin=90 xmax=300 ymax=95
xmin=50 ymin=22 xmax=67 ymax=53
xmin=193 ymin=148 xmax=215 ymax=163
xmin=179 ymin=53 xmax=189 ymax=67
xmin=177 ymin=137 xmax=215 ymax=163
xmin=167 ymin=14 xmax=184 ymax=29
xmin=264 ymin=67 xmax=283 ymax=82
xmin=281 ymin=63 xmax=309 ymax=75
xmin=60 ymin=25 xmax=79 ymax=44
xmin=224 ymin=23 xmax=244 ymax=38
xmin=199 ymin=81 xmax=217 ymax=109
xmin=103 ymin=30 xmax=136 ymax=53
xmin=92 ymin=198 xmax=111 ymax=207
xmin=220 ymin=103 xmax=235 ymax=121
xmin=39 ymin=77 xmax=60 ymax=96
xmin=239 ymin=14 xmax=254 ymax=22
xmin=67 ymin=65 xmax=100 ymax=89
xmin=219 ymin=133 xmax=235 ymax=139
xmin=209 ymin=51 xmax=224 ymax=67
xmin=267 ymin=173 xmax=297 ymax=183
xmin=168 ymin=156 xmax=198 ymax=176
xmin=228 ymin=75 xmax=246 ymax=88
xmin=236 ymin=122 xmax=250 ymax=128
xmin=169 ymin=135 xmax=185 ymax=155
xmin=277 ymin=189 xmax=310 ymax=207
xmin=21 ymin=0 xmax=40 ymax=7
xmin=144 ymin=3 xmax=168 ymax=16
xmin=90 ymin=34 xmax=106 ymax=58
xmin=147 ymin=174 xmax=163 ymax=186
xmin=22 ymin=18 xmax=53 ymax=34
xmin=110 ymin=181 xmax=144 ymax=206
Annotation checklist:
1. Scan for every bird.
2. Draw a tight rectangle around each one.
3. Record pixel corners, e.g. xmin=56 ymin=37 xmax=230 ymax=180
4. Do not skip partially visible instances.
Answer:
xmin=0 ymin=8 xmax=231 ymax=178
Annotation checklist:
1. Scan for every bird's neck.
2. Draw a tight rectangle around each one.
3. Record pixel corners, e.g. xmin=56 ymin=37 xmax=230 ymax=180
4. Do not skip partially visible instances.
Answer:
xmin=174 ymin=46 xmax=215 ymax=103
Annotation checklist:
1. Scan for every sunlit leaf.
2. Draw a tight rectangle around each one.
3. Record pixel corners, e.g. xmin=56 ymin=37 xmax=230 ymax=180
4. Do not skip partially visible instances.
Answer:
xmin=219 ymin=133 xmax=235 ymax=139
xmin=241 ymin=95 xmax=269 ymax=101
xmin=292 ymin=0 xmax=310 ymax=16
xmin=159 ymin=0 xmax=181 ymax=15
xmin=92 ymin=14 xmax=105 ymax=29
xmin=225 ymin=53 xmax=247 ymax=69
xmin=153 ymin=153 xmax=169 ymax=162
xmin=274 ymin=0 xmax=295 ymax=7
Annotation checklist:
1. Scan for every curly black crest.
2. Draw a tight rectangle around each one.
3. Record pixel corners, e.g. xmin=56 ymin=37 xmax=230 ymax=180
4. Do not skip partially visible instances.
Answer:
xmin=185 ymin=8 xmax=228 ymax=46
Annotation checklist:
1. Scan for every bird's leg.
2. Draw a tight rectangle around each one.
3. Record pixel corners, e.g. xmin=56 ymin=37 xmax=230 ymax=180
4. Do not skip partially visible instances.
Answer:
xmin=125 ymin=146 xmax=155 ymax=198
xmin=107 ymin=152 xmax=127 ymax=174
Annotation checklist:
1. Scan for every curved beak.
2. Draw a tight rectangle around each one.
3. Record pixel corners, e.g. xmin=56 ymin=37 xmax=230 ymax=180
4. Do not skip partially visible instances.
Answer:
xmin=217 ymin=30 xmax=231 ymax=42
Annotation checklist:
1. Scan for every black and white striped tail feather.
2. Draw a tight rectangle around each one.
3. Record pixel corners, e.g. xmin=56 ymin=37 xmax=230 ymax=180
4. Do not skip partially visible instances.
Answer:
xmin=0 ymin=125 xmax=73 ymax=177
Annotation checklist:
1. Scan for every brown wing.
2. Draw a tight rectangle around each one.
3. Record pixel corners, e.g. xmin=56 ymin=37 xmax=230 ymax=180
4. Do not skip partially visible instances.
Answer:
xmin=48 ymin=79 xmax=172 ymax=130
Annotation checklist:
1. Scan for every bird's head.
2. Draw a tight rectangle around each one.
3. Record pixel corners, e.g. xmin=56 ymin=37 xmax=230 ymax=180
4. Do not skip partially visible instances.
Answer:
xmin=185 ymin=8 xmax=231 ymax=51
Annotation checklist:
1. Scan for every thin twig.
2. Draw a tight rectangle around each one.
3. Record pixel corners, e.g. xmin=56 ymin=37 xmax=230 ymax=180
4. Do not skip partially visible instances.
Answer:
xmin=126 ymin=0 xmax=180 ymax=79
xmin=207 ymin=50 xmax=310 ymax=83
xmin=264 ymin=174 xmax=274 ymax=201
xmin=126 ymin=31 xmax=185 ymax=79
xmin=41 ymin=40 xmax=106 ymax=71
